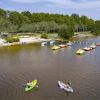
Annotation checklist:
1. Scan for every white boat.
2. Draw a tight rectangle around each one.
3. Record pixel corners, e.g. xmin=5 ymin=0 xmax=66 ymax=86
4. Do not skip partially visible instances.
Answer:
xmin=50 ymin=40 xmax=55 ymax=45
xmin=90 ymin=44 xmax=96 ymax=49
xmin=67 ymin=42 xmax=73 ymax=46
xmin=59 ymin=44 xmax=67 ymax=48
xmin=83 ymin=47 xmax=92 ymax=51
xmin=58 ymin=81 xmax=73 ymax=93
xmin=41 ymin=42 xmax=48 ymax=46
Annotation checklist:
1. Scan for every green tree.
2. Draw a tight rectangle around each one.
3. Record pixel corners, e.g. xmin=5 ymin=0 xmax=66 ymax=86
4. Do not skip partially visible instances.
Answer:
xmin=9 ymin=11 xmax=22 ymax=25
xmin=41 ymin=33 xmax=48 ymax=39
xmin=58 ymin=24 xmax=74 ymax=39
xmin=92 ymin=20 xmax=100 ymax=35
xmin=48 ymin=21 xmax=59 ymax=33
xmin=0 ymin=8 xmax=6 ymax=18
xmin=0 ymin=8 xmax=98 ymax=35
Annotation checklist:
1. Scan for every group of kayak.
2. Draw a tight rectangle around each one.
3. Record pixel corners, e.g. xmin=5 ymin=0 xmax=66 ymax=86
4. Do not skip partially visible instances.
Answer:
xmin=76 ymin=43 xmax=98 ymax=55
xmin=41 ymin=40 xmax=73 ymax=50
xmin=24 ymin=80 xmax=73 ymax=93
xmin=51 ymin=42 xmax=73 ymax=50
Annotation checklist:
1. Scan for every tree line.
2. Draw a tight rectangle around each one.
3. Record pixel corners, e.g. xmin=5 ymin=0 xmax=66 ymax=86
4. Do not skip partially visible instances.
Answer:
xmin=0 ymin=8 xmax=100 ymax=38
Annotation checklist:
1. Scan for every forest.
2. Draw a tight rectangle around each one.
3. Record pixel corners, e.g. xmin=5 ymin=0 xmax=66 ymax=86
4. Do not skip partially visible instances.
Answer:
xmin=0 ymin=8 xmax=100 ymax=38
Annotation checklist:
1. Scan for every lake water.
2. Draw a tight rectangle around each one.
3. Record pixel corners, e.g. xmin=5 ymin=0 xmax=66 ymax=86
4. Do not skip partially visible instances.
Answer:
xmin=0 ymin=37 xmax=100 ymax=100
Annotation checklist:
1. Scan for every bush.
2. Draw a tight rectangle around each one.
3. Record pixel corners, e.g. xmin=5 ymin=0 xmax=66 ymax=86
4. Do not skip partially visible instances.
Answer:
xmin=5 ymin=37 xmax=19 ymax=43
xmin=41 ymin=33 xmax=48 ymax=39
xmin=58 ymin=26 xmax=74 ymax=39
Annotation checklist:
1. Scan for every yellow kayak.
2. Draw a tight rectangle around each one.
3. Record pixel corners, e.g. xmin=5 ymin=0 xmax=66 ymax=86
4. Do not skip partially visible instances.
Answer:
xmin=25 ymin=80 xmax=37 ymax=92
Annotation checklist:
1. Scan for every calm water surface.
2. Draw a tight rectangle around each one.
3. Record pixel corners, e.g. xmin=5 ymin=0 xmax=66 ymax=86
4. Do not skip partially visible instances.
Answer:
xmin=0 ymin=37 xmax=100 ymax=100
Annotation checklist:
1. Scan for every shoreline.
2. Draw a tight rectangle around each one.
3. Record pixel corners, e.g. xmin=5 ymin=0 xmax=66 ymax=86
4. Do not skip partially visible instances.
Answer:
xmin=0 ymin=33 xmax=96 ymax=47
xmin=0 ymin=37 xmax=51 ymax=47
xmin=73 ymin=33 xmax=94 ymax=38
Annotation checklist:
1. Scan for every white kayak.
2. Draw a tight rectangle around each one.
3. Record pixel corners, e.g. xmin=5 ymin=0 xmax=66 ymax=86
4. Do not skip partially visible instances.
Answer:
xmin=58 ymin=81 xmax=73 ymax=93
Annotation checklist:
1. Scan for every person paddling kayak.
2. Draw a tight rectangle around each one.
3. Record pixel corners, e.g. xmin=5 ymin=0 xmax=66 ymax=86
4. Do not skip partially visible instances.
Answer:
xmin=58 ymin=81 xmax=73 ymax=93
xmin=22 ymin=80 xmax=38 ymax=92
xmin=64 ymin=82 xmax=71 ymax=88
xmin=27 ymin=81 xmax=33 ymax=86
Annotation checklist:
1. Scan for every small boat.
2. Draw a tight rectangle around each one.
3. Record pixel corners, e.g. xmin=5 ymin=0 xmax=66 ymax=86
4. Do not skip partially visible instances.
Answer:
xmin=67 ymin=41 xmax=73 ymax=46
xmin=59 ymin=44 xmax=67 ymax=48
xmin=51 ymin=45 xmax=60 ymax=50
xmin=96 ymin=43 xmax=100 ymax=46
xmin=41 ymin=42 xmax=48 ymax=46
xmin=90 ymin=43 xmax=96 ymax=49
xmin=58 ymin=81 xmax=73 ymax=93
xmin=25 ymin=79 xmax=38 ymax=92
xmin=76 ymin=49 xmax=85 ymax=55
xmin=50 ymin=40 xmax=55 ymax=45
xmin=83 ymin=47 xmax=92 ymax=51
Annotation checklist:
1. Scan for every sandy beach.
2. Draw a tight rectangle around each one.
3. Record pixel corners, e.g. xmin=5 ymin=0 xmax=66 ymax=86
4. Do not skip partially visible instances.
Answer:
xmin=0 ymin=37 xmax=50 ymax=47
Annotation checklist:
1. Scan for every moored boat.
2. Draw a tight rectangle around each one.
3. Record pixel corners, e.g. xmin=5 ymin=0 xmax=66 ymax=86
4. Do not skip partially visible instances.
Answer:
xmin=76 ymin=49 xmax=85 ymax=55
xmin=96 ymin=43 xmax=100 ymax=46
xmin=90 ymin=43 xmax=96 ymax=49
xmin=41 ymin=42 xmax=48 ymax=46
xmin=59 ymin=44 xmax=67 ymax=48
xmin=83 ymin=47 xmax=92 ymax=51
xmin=50 ymin=40 xmax=55 ymax=45
xmin=67 ymin=41 xmax=73 ymax=46
xmin=51 ymin=45 xmax=60 ymax=50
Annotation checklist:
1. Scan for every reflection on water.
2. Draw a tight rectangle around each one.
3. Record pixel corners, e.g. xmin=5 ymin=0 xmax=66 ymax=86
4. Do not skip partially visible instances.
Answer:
xmin=0 ymin=37 xmax=100 ymax=100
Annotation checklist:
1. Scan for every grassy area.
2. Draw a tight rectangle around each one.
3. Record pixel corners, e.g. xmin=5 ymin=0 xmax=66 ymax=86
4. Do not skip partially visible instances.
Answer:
xmin=16 ymin=33 xmax=58 ymax=39
xmin=74 ymin=31 xmax=91 ymax=35
xmin=3 ymin=32 xmax=94 ymax=42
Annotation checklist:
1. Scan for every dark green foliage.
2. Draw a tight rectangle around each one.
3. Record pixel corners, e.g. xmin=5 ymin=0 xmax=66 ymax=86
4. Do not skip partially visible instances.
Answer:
xmin=91 ymin=20 xmax=100 ymax=35
xmin=0 ymin=8 xmax=6 ymax=18
xmin=0 ymin=8 xmax=99 ymax=39
xmin=58 ymin=25 xmax=74 ymax=39
xmin=5 ymin=37 xmax=19 ymax=43
xmin=9 ymin=11 xmax=23 ymax=25
xmin=0 ymin=18 xmax=18 ymax=32
xmin=41 ymin=33 xmax=48 ymax=39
